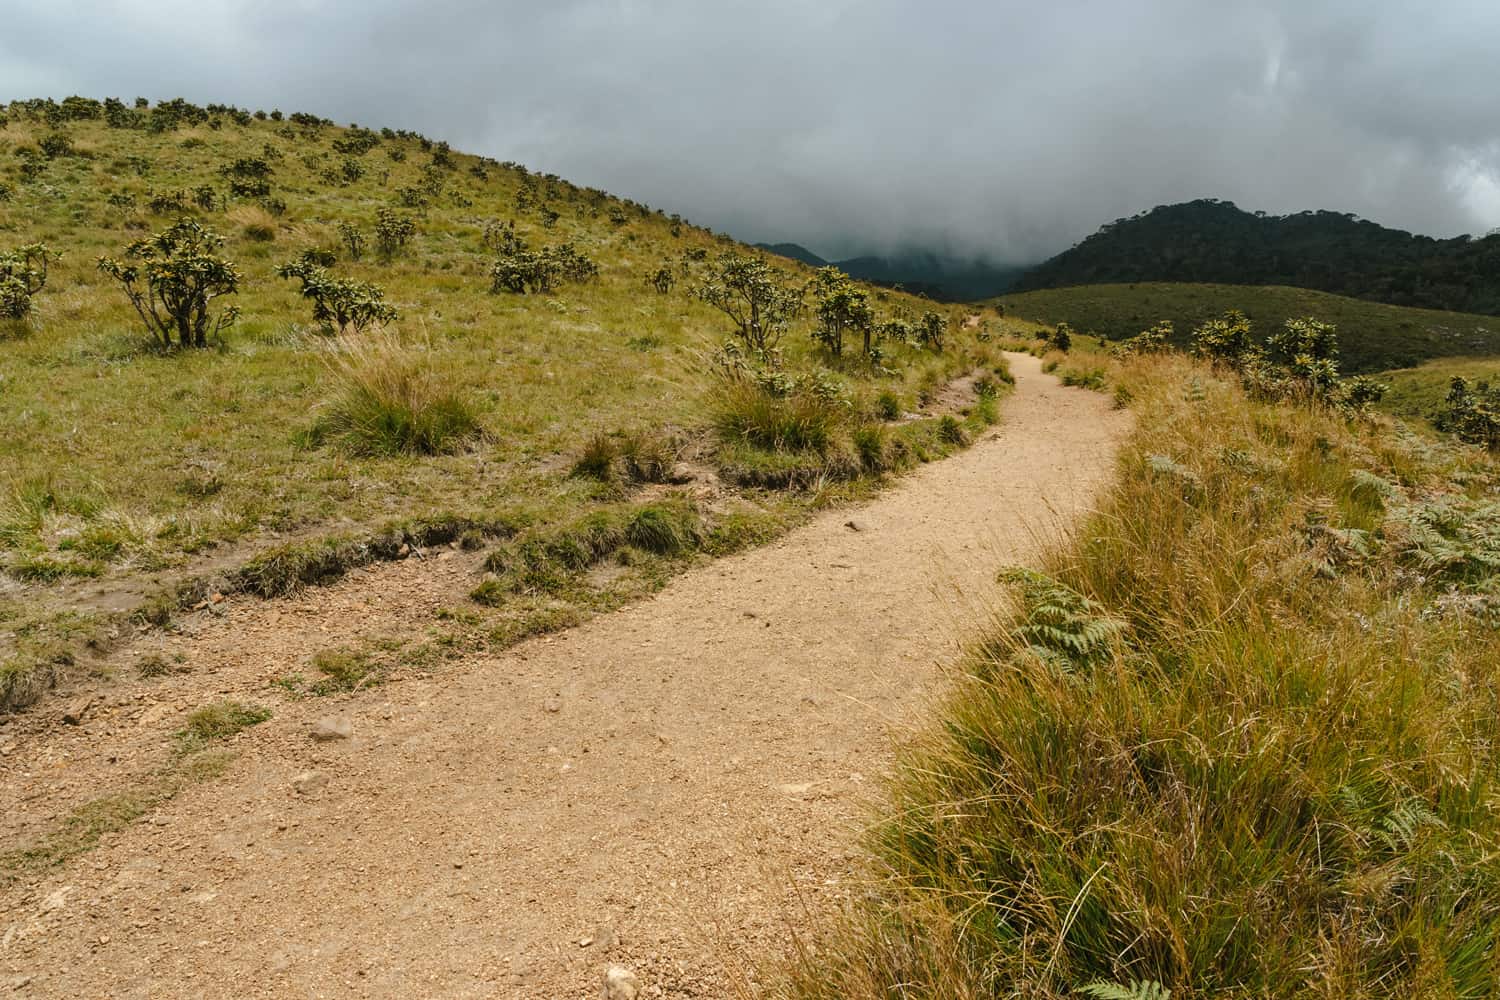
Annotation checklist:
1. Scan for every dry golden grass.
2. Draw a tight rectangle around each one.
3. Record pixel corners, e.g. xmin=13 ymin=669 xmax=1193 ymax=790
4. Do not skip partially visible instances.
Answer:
xmin=775 ymin=352 xmax=1500 ymax=999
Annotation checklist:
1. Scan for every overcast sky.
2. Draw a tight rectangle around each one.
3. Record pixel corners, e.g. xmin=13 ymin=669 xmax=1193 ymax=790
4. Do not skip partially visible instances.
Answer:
xmin=4 ymin=1 xmax=1498 ymax=263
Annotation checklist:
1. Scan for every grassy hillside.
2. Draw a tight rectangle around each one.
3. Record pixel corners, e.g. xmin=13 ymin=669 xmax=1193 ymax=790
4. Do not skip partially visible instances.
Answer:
xmin=1377 ymin=356 xmax=1500 ymax=426
xmin=996 ymin=281 xmax=1500 ymax=372
xmin=778 ymin=348 xmax=1500 ymax=998
xmin=0 ymin=97 xmax=1010 ymax=709
xmin=1011 ymin=198 xmax=1500 ymax=315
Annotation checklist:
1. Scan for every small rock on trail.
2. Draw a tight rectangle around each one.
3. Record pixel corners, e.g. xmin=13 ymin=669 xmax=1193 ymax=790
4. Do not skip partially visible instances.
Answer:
xmin=602 ymin=965 xmax=640 ymax=999
xmin=310 ymin=717 xmax=353 ymax=742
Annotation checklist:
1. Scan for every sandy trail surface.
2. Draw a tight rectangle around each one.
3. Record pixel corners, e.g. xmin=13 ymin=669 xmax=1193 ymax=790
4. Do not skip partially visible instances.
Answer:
xmin=0 ymin=353 xmax=1128 ymax=998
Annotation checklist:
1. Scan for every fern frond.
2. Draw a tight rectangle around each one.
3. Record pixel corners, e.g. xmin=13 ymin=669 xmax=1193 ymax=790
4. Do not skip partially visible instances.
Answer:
xmin=1078 ymin=980 xmax=1171 ymax=1000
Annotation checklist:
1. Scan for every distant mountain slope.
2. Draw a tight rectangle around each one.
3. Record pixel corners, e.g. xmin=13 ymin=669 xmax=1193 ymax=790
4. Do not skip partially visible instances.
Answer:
xmin=755 ymin=242 xmax=829 ymax=267
xmin=1012 ymin=199 xmax=1500 ymax=316
xmin=755 ymin=243 xmax=1026 ymax=301
xmin=996 ymin=282 xmax=1500 ymax=373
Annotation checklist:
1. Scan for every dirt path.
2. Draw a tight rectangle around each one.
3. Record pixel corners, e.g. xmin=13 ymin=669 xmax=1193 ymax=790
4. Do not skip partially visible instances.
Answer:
xmin=0 ymin=354 xmax=1129 ymax=998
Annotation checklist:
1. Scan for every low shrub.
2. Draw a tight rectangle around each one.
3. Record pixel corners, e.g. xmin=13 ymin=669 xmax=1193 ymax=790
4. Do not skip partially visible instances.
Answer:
xmin=373 ymin=208 xmax=416 ymax=259
xmin=0 ymin=242 xmax=59 ymax=321
xmin=276 ymin=250 xmax=397 ymax=334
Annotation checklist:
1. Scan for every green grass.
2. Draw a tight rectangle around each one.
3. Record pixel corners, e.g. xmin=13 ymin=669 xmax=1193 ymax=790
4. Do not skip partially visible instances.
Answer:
xmin=0 ymin=750 xmax=232 ymax=884
xmin=0 ymin=104 xmax=1005 ymax=710
xmin=174 ymin=699 xmax=271 ymax=751
xmin=1376 ymin=355 xmax=1500 ymax=427
xmin=996 ymin=282 xmax=1500 ymax=373
xmin=308 ymin=647 xmax=381 ymax=693
xmin=778 ymin=353 xmax=1500 ymax=999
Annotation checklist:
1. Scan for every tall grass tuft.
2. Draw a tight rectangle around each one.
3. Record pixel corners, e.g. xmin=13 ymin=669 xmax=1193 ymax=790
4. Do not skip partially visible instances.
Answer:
xmin=311 ymin=330 xmax=481 ymax=456
xmin=713 ymin=378 xmax=845 ymax=453
xmin=775 ymin=353 xmax=1500 ymax=999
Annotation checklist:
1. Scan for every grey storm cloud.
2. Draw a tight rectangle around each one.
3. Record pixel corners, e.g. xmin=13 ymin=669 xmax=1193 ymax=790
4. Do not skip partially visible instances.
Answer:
xmin=4 ymin=0 xmax=1498 ymax=264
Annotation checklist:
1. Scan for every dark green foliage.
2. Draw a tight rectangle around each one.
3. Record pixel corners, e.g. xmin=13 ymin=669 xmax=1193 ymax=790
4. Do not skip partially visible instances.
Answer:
xmin=916 ymin=310 xmax=947 ymax=351
xmin=1043 ymin=320 xmax=1073 ymax=352
xmin=220 ymin=156 xmax=273 ymax=199
xmin=937 ymin=414 xmax=967 ymax=445
xmin=38 ymin=133 xmax=74 ymax=159
xmin=1192 ymin=312 xmax=1389 ymax=411
xmin=696 ymin=252 xmax=804 ymax=356
xmin=58 ymin=96 xmax=103 ymax=120
xmin=1190 ymin=309 xmax=1253 ymax=364
xmin=0 ymin=243 xmax=59 ymax=321
xmin=372 ymin=208 xmax=416 ymax=259
xmin=1013 ymin=197 xmax=1500 ymax=316
xmin=276 ymin=250 xmax=397 ymax=334
xmin=490 ymin=240 xmax=597 ymax=294
xmin=336 ymin=222 xmax=364 ymax=261
xmin=331 ymin=128 xmax=380 ymax=157
xmin=322 ymin=157 xmax=364 ymax=187
xmin=482 ymin=219 xmax=524 ymax=254
xmin=810 ymin=267 xmax=875 ymax=358
xmin=647 ymin=261 xmax=674 ymax=294
xmin=1119 ymin=320 xmax=1173 ymax=354
xmin=146 ymin=189 xmax=187 ymax=214
xmin=1437 ymin=376 xmax=1500 ymax=450
xmin=96 ymin=219 xmax=241 ymax=349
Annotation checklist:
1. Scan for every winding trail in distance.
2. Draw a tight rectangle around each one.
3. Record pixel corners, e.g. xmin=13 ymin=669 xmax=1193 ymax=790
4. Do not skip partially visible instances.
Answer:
xmin=0 ymin=353 xmax=1130 ymax=999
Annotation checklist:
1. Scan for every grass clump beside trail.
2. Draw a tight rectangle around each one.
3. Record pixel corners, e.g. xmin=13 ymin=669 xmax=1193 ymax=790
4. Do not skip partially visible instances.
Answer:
xmin=997 ymin=282 xmax=1500 ymax=373
xmin=778 ymin=353 xmax=1500 ymax=999
xmin=174 ymin=699 xmax=271 ymax=752
xmin=303 ymin=330 xmax=483 ymax=456
xmin=711 ymin=346 xmax=1012 ymax=489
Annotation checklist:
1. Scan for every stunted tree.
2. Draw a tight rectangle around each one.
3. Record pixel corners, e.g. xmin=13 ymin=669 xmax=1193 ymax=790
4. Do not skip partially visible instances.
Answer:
xmin=810 ymin=267 xmax=874 ymax=358
xmin=696 ymin=252 xmax=802 ymax=356
xmin=1438 ymin=376 xmax=1500 ymax=450
xmin=337 ymin=221 xmax=365 ymax=262
xmin=373 ymin=208 xmax=416 ymax=260
xmin=0 ymin=243 xmax=60 ymax=321
xmin=97 ymin=219 xmax=241 ymax=349
xmin=276 ymin=250 xmax=397 ymax=334
xmin=917 ymin=311 xmax=948 ymax=352
xmin=647 ymin=261 xmax=675 ymax=294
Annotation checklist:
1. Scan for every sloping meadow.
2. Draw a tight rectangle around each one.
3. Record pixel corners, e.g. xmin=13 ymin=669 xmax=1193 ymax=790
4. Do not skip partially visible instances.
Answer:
xmin=0 ymin=100 xmax=1019 ymax=709
xmin=779 ymin=354 xmax=1500 ymax=999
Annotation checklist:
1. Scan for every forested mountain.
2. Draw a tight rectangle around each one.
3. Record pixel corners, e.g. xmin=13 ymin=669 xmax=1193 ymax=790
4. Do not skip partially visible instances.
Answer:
xmin=1013 ymin=199 xmax=1500 ymax=315
xmin=755 ymin=243 xmax=1025 ymax=301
